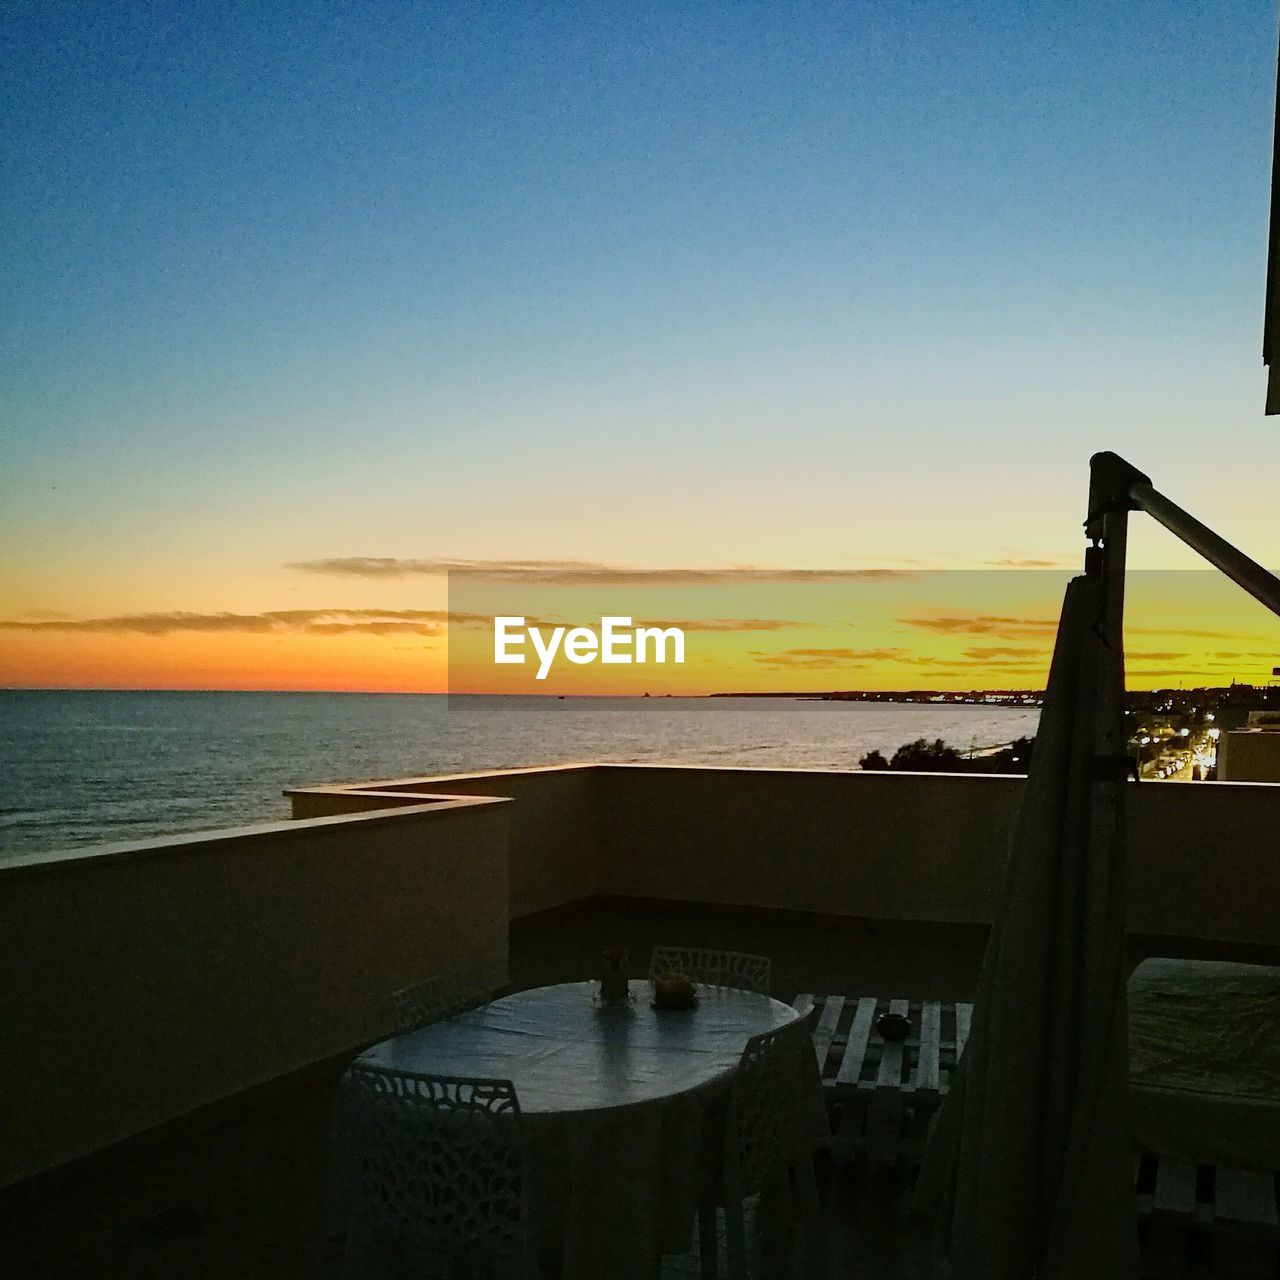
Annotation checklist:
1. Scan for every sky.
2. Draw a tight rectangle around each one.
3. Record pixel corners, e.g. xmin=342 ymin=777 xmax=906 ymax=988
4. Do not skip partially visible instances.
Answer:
xmin=2 ymin=2 xmax=1278 ymax=692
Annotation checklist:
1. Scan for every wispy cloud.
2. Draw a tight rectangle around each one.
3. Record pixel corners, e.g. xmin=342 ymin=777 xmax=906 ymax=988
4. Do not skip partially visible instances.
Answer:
xmin=288 ymin=556 xmax=917 ymax=585
xmin=961 ymin=645 xmax=1049 ymax=660
xmin=954 ymin=641 xmax=1194 ymax=665
xmin=0 ymin=609 xmax=809 ymax=639
xmin=753 ymin=647 xmax=909 ymax=669
xmin=290 ymin=557 xmax=601 ymax=579
xmin=0 ymin=609 xmax=455 ymax=637
xmin=639 ymin=618 xmax=809 ymax=633
xmin=907 ymin=660 xmax=1048 ymax=672
xmin=983 ymin=558 xmax=1075 ymax=569
xmin=901 ymin=614 xmax=1060 ymax=638
xmin=1128 ymin=626 xmax=1270 ymax=640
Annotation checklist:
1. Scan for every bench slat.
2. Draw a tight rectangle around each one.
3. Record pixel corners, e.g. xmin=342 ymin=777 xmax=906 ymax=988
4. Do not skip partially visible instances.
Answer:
xmin=874 ymin=998 xmax=912 ymax=1090
xmin=1213 ymin=1167 xmax=1279 ymax=1233
xmin=812 ymin=995 xmax=844 ymax=1076
xmin=837 ymin=997 xmax=878 ymax=1087
xmin=914 ymin=1000 xmax=942 ymax=1095
xmin=1152 ymin=1158 xmax=1198 ymax=1218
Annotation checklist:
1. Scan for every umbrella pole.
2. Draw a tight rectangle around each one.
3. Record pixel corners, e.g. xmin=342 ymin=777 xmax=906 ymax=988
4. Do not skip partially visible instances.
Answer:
xmin=1084 ymin=452 xmax=1140 ymax=767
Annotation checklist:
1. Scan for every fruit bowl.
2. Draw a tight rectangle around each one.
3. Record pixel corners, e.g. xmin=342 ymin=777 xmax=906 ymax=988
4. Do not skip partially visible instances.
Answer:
xmin=651 ymin=972 xmax=698 ymax=1010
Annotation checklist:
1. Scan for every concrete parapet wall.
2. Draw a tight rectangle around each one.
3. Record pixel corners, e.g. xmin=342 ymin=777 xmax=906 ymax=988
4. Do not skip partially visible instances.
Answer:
xmin=0 ymin=798 xmax=509 ymax=1188
xmin=292 ymin=763 xmax=1280 ymax=947
xmin=8 ymin=761 xmax=1275 ymax=1188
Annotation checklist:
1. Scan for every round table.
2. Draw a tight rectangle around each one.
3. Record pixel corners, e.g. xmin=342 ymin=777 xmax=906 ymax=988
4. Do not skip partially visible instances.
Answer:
xmin=358 ymin=979 xmax=803 ymax=1279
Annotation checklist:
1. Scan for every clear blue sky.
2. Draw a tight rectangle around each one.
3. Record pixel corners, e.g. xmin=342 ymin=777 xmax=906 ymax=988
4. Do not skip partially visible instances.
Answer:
xmin=2 ymin=1 xmax=1277 ymax=646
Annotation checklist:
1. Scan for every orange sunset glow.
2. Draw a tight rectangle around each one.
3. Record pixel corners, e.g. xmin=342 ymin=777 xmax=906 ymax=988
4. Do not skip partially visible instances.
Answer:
xmin=4 ymin=568 xmax=1273 ymax=695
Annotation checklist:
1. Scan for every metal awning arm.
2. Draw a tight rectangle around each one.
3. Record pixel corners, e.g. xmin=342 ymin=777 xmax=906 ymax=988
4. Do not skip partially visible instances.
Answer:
xmin=1086 ymin=452 xmax=1280 ymax=620
xmin=1127 ymin=480 xmax=1280 ymax=619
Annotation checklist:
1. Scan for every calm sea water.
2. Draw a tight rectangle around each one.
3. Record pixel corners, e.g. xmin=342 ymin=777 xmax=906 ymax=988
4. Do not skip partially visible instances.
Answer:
xmin=0 ymin=691 xmax=1039 ymax=858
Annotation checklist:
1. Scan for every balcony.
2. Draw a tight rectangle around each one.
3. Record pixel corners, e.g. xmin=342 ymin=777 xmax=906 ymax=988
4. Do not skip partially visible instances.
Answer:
xmin=2 ymin=764 xmax=1277 ymax=1277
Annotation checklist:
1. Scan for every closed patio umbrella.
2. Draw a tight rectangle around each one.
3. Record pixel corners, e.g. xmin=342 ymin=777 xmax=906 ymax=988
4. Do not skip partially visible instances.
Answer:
xmin=913 ymin=568 xmax=1137 ymax=1279
xmin=1266 ymin=25 xmax=1280 ymax=413
xmin=916 ymin=451 xmax=1280 ymax=1279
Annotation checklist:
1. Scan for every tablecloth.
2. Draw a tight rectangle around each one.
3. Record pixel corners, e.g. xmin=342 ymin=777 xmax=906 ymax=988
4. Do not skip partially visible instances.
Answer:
xmin=347 ymin=979 xmax=814 ymax=1279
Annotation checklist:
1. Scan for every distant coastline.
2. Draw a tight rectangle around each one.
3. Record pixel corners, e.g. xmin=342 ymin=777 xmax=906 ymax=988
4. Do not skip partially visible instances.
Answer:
xmin=711 ymin=684 xmax=1279 ymax=711
xmin=710 ymin=690 xmax=1044 ymax=706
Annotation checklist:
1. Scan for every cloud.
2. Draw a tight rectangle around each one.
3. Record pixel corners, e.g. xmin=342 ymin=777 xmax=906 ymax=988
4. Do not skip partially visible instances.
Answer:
xmin=637 ymin=618 xmax=808 ymax=633
xmin=290 ymin=557 xmax=602 ymax=579
xmin=907 ymin=663 xmax=1047 ymax=675
xmin=1127 ymin=626 xmax=1272 ymax=641
xmin=902 ymin=614 xmax=1060 ymax=638
xmin=983 ymin=558 xmax=1074 ymax=569
xmin=0 ymin=609 xmax=453 ymax=637
xmin=288 ymin=556 xmax=917 ymax=585
xmin=947 ymin=643 xmax=1192 ymax=667
xmin=753 ymin=647 xmax=909 ymax=669
xmin=961 ymin=645 xmax=1049 ymax=660
xmin=0 ymin=608 xmax=811 ymax=640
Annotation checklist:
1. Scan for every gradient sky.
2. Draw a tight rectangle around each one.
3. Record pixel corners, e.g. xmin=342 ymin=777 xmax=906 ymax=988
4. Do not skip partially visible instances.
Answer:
xmin=3 ymin=2 xmax=1278 ymax=691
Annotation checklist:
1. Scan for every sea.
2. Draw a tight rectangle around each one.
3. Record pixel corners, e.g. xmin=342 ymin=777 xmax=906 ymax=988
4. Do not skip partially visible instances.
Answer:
xmin=0 ymin=690 xmax=1040 ymax=859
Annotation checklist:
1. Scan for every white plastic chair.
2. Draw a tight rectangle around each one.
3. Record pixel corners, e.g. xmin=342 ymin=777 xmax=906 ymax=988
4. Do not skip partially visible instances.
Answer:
xmin=391 ymin=970 xmax=495 ymax=1034
xmin=329 ymin=971 xmax=498 ymax=1237
xmin=699 ymin=1021 xmax=825 ymax=1279
xmin=649 ymin=947 xmax=773 ymax=996
xmin=341 ymin=1064 xmax=531 ymax=1280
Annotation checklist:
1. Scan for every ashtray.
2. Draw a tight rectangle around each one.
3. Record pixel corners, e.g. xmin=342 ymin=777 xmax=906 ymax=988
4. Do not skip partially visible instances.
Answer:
xmin=874 ymin=1012 xmax=912 ymax=1042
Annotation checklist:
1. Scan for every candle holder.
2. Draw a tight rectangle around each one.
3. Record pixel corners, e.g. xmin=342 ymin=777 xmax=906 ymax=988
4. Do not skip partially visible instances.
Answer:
xmin=596 ymin=948 xmax=631 ymax=1002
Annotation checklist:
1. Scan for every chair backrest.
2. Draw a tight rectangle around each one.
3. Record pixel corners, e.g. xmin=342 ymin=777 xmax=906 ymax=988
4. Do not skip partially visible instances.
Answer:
xmin=723 ymin=1021 xmax=804 ymax=1196
xmin=648 ymin=946 xmax=772 ymax=995
xmin=391 ymin=971 xmax=493 ymax=1033
xmin=344 ymin=1064 xmax=528 ymax=1280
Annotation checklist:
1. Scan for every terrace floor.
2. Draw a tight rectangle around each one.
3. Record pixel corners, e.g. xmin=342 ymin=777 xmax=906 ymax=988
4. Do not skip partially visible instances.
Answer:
xmin=1 ymin=896 xmax=1271 ymax=1279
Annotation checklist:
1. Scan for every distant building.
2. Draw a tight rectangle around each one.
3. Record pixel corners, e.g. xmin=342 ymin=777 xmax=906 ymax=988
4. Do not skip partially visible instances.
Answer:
xmin=1216 ymin=712 xmax=1280 ymax=782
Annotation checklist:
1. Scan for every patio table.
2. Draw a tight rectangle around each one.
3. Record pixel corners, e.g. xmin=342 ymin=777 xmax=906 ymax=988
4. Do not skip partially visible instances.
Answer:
xmin=352 ymin=979 xmax=808 ymax=1280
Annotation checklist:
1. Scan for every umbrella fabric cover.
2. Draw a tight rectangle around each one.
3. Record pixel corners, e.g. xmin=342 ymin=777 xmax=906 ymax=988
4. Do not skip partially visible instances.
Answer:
xmin=914 ymin=573 xmax=1137 ymax=1279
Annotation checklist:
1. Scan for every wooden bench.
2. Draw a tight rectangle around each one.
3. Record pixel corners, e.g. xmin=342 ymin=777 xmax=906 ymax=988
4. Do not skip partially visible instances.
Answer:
xmin=796 ymin=995 xmax=1279 ymax=1275
xmin=794 ymin=994 xmax=973 ymax=1164
xmin=1137 ymin=1152 xmax=1280 ymax=1279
